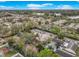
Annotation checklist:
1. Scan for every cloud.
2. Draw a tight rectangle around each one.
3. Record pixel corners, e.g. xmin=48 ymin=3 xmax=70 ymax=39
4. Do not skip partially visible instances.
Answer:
xmin=0 ymin=5 xmax=15 ymax=10
xmin=56 ymin=5 xmax=73 ymax=9
xmin=0 ymin=6 xmax=6 ymax=8
xmin=76 ymin=1 xmax=79 ymax=2
xmin=28 ymin=7 xmax=40 ymax=10
xmin=27 ymin=3 xmax=53 ymax=10
xmin=27 ymin=4 xmax=42 ymax=10
xmin=27 ymin=4 xmax=42 ymax=8
xmin=42 ymin=3 xmax=53 ymax=6
xmin=0 ymin=1 xmax=6 ymax=2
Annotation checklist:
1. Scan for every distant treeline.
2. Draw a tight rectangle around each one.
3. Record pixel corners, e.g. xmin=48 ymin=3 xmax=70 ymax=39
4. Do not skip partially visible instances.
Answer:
xmin=0 ymin=10 xmax=79 ymax=16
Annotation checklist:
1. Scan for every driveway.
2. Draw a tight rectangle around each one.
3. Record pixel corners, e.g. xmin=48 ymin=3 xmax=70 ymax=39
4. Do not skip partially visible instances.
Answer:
xmin=55 ymin=50 xmax=74 ymax=57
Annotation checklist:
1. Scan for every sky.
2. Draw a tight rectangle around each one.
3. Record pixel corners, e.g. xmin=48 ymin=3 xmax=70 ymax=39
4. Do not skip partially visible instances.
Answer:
xmin=0 ymin=1 xmax=79 ymax=10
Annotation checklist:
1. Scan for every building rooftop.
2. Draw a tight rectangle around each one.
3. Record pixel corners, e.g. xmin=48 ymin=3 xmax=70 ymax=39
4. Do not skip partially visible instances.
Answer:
xmin=31 ymin=29 xmax=56 ymax=42
xmin=61 ymin=37 xmax=78 ymax=55
xmin=12 ymin=53 xmax=24 ymax=57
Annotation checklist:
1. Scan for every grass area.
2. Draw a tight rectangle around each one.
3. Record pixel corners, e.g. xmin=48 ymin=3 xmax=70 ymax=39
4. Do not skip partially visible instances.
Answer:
xmin=49 ymin=25 xmax=79 ymax=40
xmin=76 ymin=47 xmax=79 ymax=56
xmin=37 ymin=48 xmax=59 ymax=57
xmin=5 ymin=50 xmax=17 ymax=57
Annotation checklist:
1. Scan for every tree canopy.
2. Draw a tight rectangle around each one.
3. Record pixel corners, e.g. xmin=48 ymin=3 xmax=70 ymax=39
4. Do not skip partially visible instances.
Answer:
xmin=37 ymin=48 xmax=59 ymax=57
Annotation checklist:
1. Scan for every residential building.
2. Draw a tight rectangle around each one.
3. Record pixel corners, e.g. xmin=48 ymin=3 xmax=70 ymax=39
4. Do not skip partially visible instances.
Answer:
xmin=60 ymin=37 xmax=78 ymax=56
xmin=12 ymin=53 xmax=24 ymax=57
xmin=31 ymin=29 xmax=56 ymax=42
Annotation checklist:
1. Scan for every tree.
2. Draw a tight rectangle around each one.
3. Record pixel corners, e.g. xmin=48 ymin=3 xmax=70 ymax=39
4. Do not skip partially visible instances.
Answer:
xmin=26 ymin=48 xmax=37 ymax=57
xmin=45 ymin=13 xmax=49 ymax=16
xmin=75 ymin=47 xmax=79 ymax=56
xmin=50 ymin=26 xmax=61 ymax=34
xmin=36 ymin=44 xmax=44 ymax=52
xmin=76 ymin=28 xmax=79 ymax=34
xmin=58 ymin=32 xmax=64 ymax=39
xmin=8 ymin=38 xmax=15 ymax=48
xmin=25 ymin=21 xmax=35 ymax=32
xmin=37 ymin=48 xmax=59 ymax=57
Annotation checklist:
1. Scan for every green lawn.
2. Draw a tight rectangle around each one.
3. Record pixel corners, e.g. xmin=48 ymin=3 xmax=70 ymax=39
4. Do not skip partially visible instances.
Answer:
xmin=76 ymin=47 xmax=79 ymax=56
xmin=5 ymin=50 xmax=17 ymax=57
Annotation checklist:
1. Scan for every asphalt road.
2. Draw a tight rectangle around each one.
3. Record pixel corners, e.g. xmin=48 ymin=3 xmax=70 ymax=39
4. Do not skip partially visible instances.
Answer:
xmin=55 ymin=50 xmax=74 ymax=57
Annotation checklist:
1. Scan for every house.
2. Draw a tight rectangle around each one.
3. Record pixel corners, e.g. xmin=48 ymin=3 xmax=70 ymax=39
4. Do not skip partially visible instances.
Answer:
xmin=3 ymin=22 xmax=12 ymax=29
xmin=67 ymin=16 xmax=79 ymax=19
xmin=0 ymin=42 xmax=9 ymax=57
xmin=0 ymin=38 xmax=6 ymax=46
xmin=45 ymin=37 xmax=78 ymax=57
xmin=45 ymin=37 xmax=63 ymax=51
xmin=0 ymin=50 xmax=4 ymax=57
xmin=54 ymin=13 xmax=61 ymax=16
xmin=12 ymin=53 xmax=24 ymax=57
xmin=33 ymin=12 xmax=45 ymax=16
xmin=0 ymin=38 xmax=8 ymax=48
xmin=0 ymin=46 xmax=9 ymax=57
xmin=74 ymin=24 xmax=79 ymax=29
xmin=25 ymin=44 xmax=38 ymax=52
xmin=64 ymin=23 xmax=79 ymax=30
xmin=53 ymin=20 xmax=67 ymax=26
xmin=0 ymin=39 xmax=9 ymax=57
xmin=31 ymin=29 xmax=56 ymax=42
xmin=60 ymin=37 xmax=78 ymax=56
xmin=0 ymin=42 xmax=17 ymax=57
xmin=0 ymin=19 xmax=3 ymax=23
xmin=25 ymin=44 xmax=38 ymax=56
xmin=45 ymin=41 xmax=57 ymax=52
xmin=67 ymin=23 xmax=75 ymax=28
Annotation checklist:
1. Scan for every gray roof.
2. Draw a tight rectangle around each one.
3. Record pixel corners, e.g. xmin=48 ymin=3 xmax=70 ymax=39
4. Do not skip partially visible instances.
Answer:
xmin=55 ymin=50 xmax=74 ymax=57
xmin=63 ymin=39 xmax=78 ymax=51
